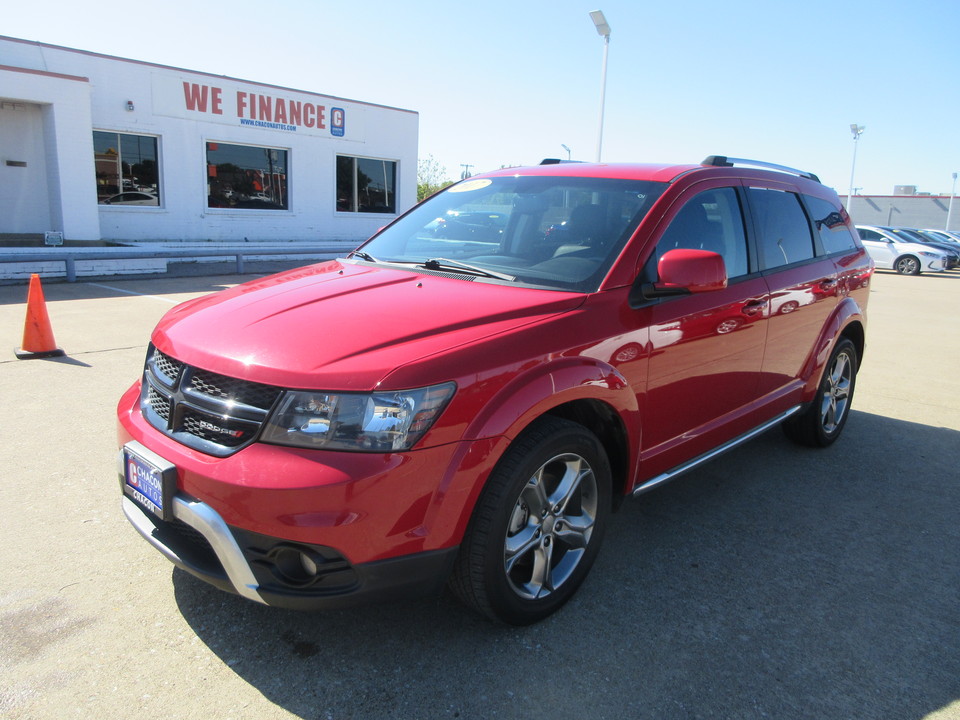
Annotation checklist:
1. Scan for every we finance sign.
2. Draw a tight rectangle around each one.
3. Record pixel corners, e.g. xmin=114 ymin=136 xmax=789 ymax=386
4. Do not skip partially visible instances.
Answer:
xmin=152 ymin=76 xmax=348 ymax=138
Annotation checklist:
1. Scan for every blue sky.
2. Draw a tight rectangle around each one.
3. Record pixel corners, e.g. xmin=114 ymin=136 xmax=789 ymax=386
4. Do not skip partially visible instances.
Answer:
xmin=5 ymin=0 xmax=959 ymax=196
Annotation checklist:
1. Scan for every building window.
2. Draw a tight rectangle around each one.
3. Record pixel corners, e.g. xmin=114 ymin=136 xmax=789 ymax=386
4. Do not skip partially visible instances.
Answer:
xmin=337 ymin=156 xmax=396 ymax=213
xmin=206 ymin=142 xmax=288 ymax=210
xmin=93 ymin=131 xmax=160 ymax=205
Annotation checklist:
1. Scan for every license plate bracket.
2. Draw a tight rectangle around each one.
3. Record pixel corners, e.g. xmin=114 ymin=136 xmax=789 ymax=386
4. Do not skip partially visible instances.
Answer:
xmin=122 ymin=442 xmax=177 ymax=522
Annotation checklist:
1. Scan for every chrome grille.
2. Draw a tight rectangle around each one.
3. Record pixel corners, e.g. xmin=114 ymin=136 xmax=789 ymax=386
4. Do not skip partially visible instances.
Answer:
xmin=140 ymin=344 xmax=282 ymax=457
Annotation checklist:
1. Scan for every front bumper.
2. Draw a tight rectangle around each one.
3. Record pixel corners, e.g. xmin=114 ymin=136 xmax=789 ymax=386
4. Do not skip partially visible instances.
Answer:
xmin=117 ymin=379 xmax=505 ymax=608
xmin=121 ymin=490 xmax=458 ymax=609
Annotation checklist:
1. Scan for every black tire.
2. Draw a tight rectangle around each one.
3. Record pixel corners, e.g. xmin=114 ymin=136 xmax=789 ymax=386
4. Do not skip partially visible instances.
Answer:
xmin=783 ymin=337 xmax=858 ymax=447
xmin=449 ymin=416 xmax=611 ymax=625
xmin=894 ymin=255 xmax=921 ymax=275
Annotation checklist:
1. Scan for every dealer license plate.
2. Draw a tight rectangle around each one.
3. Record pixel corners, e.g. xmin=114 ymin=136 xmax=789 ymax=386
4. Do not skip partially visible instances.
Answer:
xmin=122 ymin=443 xmax=176 ymax=520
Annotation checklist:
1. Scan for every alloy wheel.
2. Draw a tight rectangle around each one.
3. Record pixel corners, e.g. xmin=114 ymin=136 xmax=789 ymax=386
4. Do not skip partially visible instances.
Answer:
xmin=503 ymin=452 xmax=598 ymax=600
xmin=820 ymin=349 xmax=852 ymax=434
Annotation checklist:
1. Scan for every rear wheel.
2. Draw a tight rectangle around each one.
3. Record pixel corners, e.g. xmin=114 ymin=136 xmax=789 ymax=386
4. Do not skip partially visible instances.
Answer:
xmin=894 ymin=255 xmax=921 ymax=275
xmin=450 ymin=417 xmax=611 ymax=625
xmin=783 ymin=337 xmax=858 ymax=447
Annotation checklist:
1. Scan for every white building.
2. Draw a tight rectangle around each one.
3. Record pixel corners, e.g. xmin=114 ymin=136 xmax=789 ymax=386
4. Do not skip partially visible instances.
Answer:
xmin=0 ymin=35 xmax=418 ymax=243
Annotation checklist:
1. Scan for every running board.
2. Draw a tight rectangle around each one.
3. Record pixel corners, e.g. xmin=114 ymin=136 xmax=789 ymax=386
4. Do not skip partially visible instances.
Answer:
xmin=631 ymin=406 xmax=801 ymax=497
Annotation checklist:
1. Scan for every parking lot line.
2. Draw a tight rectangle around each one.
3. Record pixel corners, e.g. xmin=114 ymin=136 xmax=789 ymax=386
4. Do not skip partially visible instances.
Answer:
xmin=85 ymin=282 xmax=181 ymax=304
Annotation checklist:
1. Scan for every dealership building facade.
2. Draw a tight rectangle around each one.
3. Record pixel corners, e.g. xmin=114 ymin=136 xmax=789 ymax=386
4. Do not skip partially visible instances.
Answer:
xmin=0 ymin=35 xmax=418 ymax=243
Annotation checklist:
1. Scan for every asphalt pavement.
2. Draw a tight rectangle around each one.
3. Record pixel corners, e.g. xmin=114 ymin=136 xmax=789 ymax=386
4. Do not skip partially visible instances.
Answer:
xmin=1 ymin=268 xmax=958 ymax=719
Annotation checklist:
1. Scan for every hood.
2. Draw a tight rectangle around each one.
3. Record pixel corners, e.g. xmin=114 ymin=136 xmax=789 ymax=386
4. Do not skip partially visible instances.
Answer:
xmin=152 ymin=260 xmax=584 ymax=390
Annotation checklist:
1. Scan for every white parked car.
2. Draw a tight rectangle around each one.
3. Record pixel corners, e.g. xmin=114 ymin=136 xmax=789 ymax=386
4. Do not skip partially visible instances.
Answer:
xmin=102 ymin=191 xmax=159 ymax=206
xmin=856 ymin=225 xmax=948 ymax=275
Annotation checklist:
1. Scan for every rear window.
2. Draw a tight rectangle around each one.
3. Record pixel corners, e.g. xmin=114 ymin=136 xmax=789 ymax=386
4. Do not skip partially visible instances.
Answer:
xmin=747 ymin=188 xmax=815 ymax=270
xmin=804 ymin=195 xmax=859 ymax=255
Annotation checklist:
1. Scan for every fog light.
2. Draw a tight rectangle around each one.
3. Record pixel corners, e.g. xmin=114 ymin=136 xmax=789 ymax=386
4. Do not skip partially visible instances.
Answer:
xmin=299 ymin=552 xmax=318 ymax=576
xmin=270 ymin=545 xmax=320 ymax=586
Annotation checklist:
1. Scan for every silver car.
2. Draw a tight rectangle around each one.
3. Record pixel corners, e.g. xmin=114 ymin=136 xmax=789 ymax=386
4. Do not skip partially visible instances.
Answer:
xmin=856 ymin=225 xmax=949 ymax=275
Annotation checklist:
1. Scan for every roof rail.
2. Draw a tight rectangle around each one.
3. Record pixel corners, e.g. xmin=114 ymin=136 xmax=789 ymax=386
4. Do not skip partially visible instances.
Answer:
xmin=702 ymin=156 xmax=820 ymax=183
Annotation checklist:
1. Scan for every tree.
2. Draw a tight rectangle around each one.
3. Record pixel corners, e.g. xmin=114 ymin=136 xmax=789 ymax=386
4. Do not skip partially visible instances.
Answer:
xmin=417 ymin=155 xmax=454 ymax=201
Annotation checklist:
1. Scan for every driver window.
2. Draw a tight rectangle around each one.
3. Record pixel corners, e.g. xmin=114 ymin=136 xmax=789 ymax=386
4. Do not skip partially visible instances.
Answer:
xmin=656 ymin=188 xmax=749 ymax=278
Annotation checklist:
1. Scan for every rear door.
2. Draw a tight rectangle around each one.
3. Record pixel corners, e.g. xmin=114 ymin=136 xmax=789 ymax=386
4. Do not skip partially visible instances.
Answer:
xmin=745 ymin=185 xmax=842 ymax=399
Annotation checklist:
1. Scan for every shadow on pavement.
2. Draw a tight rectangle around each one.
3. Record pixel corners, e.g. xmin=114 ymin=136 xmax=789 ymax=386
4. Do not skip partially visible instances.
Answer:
xmin=171 ymin=410 xmax=960 ymax=719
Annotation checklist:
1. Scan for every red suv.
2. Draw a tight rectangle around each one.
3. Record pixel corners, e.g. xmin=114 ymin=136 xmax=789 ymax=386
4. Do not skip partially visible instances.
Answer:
xmin=118 ymin=156 xmax=872 ymax=624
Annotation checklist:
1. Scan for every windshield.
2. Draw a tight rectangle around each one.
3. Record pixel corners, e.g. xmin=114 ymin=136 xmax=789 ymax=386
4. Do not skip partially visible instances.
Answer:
xmin=891 ymin=228 xmax=931 ymax=244
xmin=356 ymin=175 xmax=666 ymax=292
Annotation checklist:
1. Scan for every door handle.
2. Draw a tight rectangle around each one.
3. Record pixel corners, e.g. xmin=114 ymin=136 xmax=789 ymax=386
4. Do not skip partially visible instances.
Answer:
xmin=741 ymin=299 xmax=767 ymax=316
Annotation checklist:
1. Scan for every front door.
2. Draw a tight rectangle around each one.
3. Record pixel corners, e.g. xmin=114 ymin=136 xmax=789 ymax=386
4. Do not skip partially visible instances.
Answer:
xmin=639 ymin=185 xmax=769 ymax=474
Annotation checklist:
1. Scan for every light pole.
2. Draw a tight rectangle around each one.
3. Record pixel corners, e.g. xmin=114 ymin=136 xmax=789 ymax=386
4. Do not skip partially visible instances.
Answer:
xmin=590 ymin=10 xmax=611 ymax=163
xmin=561 ymin=143 xmax=571 ymax=160
xmin=947 ymin=172 xmax=958 ymax=231
xmin=847 ymin=124 xmax=865 ymax=209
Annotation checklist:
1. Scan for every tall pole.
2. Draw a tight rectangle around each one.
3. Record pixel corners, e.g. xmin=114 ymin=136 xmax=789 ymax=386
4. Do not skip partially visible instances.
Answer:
xmin=590 ymin=11 xmax=611 ymax=163
xmin=847 ymin=124 xmax=865 ymax=209
xmin=947 ymin=172 xmax=958 ymax=231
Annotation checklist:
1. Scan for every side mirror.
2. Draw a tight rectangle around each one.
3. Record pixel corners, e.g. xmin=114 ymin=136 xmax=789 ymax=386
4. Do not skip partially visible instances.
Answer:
xmin=652 ymin=248 xmax=728 ymax=295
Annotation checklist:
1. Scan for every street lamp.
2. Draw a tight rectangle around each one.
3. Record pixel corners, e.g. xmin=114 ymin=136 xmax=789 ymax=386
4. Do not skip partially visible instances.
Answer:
xmin=589 ymin=10 xmax=611 ymax=162
xmin=561 ymin=144 xmax=571 ymax=160
xmin=947 ymin=172 xmax=958 ymax=231
xmin=847 ymin=124 xmax=865 ymax=209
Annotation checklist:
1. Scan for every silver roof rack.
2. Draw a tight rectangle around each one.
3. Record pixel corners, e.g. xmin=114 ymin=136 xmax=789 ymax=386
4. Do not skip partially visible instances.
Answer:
xmin=702 ymin=156 xmax=820 ymax=183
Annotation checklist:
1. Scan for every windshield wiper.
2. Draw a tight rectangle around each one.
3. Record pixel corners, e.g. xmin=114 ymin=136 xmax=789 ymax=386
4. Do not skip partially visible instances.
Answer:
xmin=349 ymin=250 xmax=379 ymax=263
xmin=421 ymin=258 xmax=515 ymax=281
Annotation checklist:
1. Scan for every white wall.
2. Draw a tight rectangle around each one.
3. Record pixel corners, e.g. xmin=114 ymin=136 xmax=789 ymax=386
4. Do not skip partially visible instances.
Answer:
xmin=0 ymin=65 xmax=101 ymax=239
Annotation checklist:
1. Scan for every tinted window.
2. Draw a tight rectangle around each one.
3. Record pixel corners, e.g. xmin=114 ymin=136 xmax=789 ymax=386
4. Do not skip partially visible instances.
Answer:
xmin=858 ymin=228 xmax=884 ymax=241
xmin=93 ymin=131 xmax=160 ymax=205
xmin=656 ymin=187 xmax=749 ymax=277
xmin=337 ymin=156 xmax=397 ymax=213
xmin=747 ymin=188 xmax=815 ymax=269
xmin=206 ymin=142 xmax=288 ymax=210
xmin=804 ymin=195 xmax=858 ymax=255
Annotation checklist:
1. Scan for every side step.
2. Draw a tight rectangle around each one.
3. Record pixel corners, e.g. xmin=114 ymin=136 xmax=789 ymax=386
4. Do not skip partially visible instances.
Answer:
xmin=632 ymin=406 xmax=801 ymax=497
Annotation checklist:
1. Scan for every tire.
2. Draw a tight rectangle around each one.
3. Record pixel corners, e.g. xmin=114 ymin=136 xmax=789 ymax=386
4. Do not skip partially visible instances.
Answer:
xmin=783 ymin=337 xmax=858 ymax=448
xmin=894 ymin=255 xmax=921 ymax=275
xmin=450 ymin=416 xmax=611 ymax=625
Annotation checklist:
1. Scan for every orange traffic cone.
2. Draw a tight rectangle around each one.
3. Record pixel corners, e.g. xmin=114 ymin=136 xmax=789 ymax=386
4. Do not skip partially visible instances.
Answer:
xmin=15 ymin=274 xmax=65 ymax=359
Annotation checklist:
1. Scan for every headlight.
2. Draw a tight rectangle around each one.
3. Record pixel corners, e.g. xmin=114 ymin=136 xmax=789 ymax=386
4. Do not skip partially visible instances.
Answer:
xmin=260 ymin=382 xmax=456 ymax=452
xmin=919 ymin=251 xmax=939 ymax=257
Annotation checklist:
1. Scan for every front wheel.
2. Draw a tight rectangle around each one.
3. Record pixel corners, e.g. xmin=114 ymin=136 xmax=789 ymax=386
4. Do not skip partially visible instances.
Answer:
xmin=783 ymin=337 xmax=858 ymax=447
xmin=894 ymin=255 xmax=921 ymax=275
xmin=450 ymin=417 xmax=611 ymax=625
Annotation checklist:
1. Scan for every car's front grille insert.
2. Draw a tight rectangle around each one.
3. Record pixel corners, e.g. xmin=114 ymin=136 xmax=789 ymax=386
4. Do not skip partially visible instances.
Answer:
xmin=152 ymin=350 xmax=183 ymax=384
xmin=146 ymin=386 xmax=172 ymax=423
xmin=140 ymin=344 xmax=283 ymax=456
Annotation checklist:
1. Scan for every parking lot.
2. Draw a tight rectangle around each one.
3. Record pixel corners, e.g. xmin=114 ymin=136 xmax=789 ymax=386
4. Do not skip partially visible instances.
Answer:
xmin=1 ymin=267 xmax=958 ymax=719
